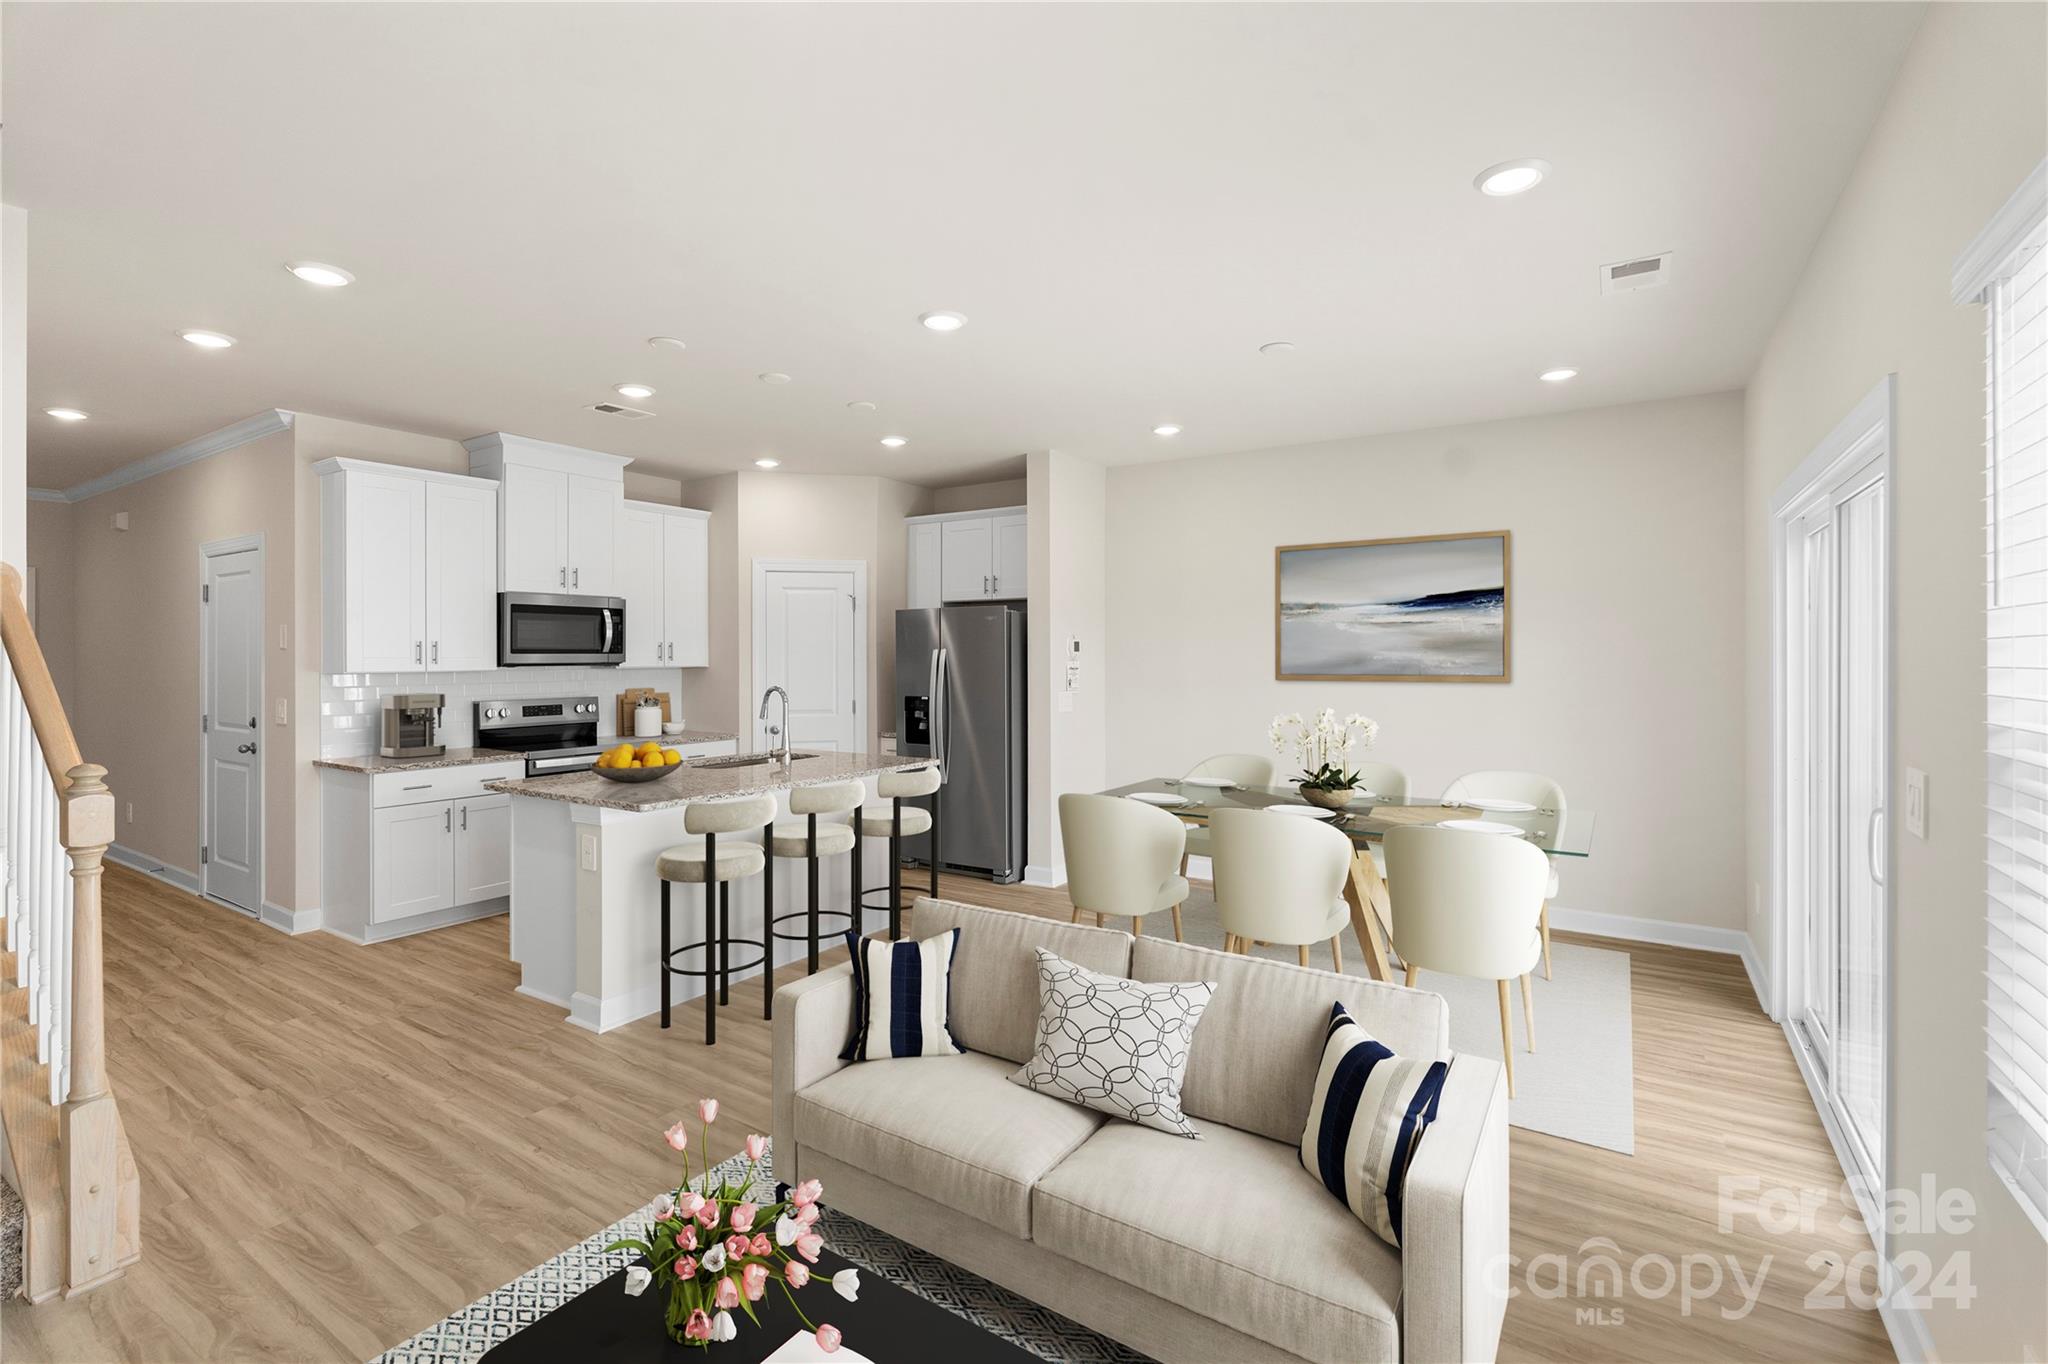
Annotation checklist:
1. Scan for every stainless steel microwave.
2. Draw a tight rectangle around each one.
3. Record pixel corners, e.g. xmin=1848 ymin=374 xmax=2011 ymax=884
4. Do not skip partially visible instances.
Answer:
xmin=497 ymin=592 xmax=626 ymax=667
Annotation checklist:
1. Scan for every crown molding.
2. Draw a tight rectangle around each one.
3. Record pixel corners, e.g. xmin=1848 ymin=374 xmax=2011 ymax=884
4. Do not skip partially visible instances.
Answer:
xmin=1953 ymin=157 xmax=2046 ymax=305
xmin=45 ymin=409 xmax=296 ymax=504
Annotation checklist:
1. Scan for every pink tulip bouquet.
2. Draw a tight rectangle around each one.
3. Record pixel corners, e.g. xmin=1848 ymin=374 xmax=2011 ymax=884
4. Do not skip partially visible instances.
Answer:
xmin=605 ymin=1098 xmax=850 ymax=1352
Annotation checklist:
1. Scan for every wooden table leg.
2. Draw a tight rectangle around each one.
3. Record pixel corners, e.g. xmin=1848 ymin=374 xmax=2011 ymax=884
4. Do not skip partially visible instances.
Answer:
xmin=1342 ymin=850 xmax=1392 ymax=982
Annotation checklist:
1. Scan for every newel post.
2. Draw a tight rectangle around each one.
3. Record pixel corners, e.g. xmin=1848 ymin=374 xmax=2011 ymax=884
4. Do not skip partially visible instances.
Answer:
xmin=58 ymin=761 xmax=120 ymax=1293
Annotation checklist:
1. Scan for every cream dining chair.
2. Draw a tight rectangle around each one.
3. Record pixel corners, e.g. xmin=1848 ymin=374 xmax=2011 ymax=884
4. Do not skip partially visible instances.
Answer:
xmin=1443 ymin=769 xmax=1566 ymax=980
xmin=1178 ymin=753 xmax=1278 ymax=880
xmin=1209 ymin=807 xmax=1350 ymax=971
xmin=1060 ymin=793 xmax=1191 ymax=939
xmin=1385 ymin=824 xmax=1548 ymax=1098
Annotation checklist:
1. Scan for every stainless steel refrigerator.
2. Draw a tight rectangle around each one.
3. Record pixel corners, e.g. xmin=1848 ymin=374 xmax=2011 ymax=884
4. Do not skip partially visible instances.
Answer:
xmin=895 ymin=605 xmax=1026 ymax=883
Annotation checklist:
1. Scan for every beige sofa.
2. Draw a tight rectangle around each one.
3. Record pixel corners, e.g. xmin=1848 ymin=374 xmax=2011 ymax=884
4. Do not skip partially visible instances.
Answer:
xmin=772 ymin=898 xmax=1510 ymax=1364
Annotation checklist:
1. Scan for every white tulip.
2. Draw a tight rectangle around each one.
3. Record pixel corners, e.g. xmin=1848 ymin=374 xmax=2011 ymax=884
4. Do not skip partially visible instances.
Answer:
xmin=711 ymin=1310 xmax=738 ymax=1342
xmin=832 ymin=1267 xmax=862 ymax=1301
xmin=775 ymin=1213 xmax=802 ymax=1246
xmin=701 ymin=1243 xmax=726 ymax=1274
xmin=623 ymin=1265 xmax=653 ymax=1297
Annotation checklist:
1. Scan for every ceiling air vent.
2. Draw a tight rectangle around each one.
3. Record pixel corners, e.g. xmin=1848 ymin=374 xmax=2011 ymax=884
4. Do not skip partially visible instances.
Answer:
xmin=588 ymin=402 xmax=655 ymax=420
xmin=1600 ymin=252 xmax=1671 ymax=294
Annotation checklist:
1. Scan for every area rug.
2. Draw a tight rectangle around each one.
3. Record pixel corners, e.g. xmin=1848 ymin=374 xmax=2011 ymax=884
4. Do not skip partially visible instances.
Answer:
xmin=372 ymin=1142 xmax=1149 ymax=1364
xmin=1171 ymin=885 xmax=1636 ymax=1154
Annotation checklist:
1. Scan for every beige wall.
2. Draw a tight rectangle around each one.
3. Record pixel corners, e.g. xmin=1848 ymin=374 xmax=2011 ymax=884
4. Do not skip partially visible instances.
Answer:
xmin=1026 ymin=451 xmax=1106 ymax=872
xmin=1104 ymin=392 xmax=1747 ymax=929
xmin=69 ymin=429 xmax=298 ymax=907
xmin=1743 ymin=5 xmax=2047 ymax=1358
xmin=929 ymin=477 xmax=1025 ymax=514
xmin=3 ymin=205 xmax=27 ymax=575
xmin=25 ymin=498 xmax=76 ymax=705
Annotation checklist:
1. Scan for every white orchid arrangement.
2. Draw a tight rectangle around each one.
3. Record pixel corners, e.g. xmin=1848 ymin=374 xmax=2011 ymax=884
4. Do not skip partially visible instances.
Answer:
xmin=607 ymin=1099 xmax=854 ymax=1352
xmin=1269 ymin=708 xmax=1380 ymax=791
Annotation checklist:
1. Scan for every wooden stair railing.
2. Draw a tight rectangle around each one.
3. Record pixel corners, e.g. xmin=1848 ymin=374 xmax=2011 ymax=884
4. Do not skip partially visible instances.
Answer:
xmin=0 ymin=562 xmax=136 ymax=1300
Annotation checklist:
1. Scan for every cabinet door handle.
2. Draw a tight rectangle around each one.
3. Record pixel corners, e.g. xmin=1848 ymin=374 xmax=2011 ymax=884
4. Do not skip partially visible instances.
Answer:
xmin=573 ymin=566 xmax=580 ymax=589
xmin=431 ymin=640 xmax=439 ymax=665
xmin=460 ymin=804 xmax=468 ymax=831
xmin=559 ymin=566 xmax=567 ymax=587
xmin=444 ymin=807 xmax=452 ymax=833
xmin=415 ymin=640 xmax=422 ymax=664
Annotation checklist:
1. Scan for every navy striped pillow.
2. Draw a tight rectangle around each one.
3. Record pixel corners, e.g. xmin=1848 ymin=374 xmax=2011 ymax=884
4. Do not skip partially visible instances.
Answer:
xmin=839 ymin=929 xmax=965 ymax=1062
xmin=1299 ymin=1001 xmax=1450 ymax=1247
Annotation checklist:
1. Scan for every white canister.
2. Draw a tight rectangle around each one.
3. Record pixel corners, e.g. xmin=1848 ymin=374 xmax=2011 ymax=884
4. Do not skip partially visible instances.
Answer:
xmin=634 ymin=697 xmax=665 ymax=738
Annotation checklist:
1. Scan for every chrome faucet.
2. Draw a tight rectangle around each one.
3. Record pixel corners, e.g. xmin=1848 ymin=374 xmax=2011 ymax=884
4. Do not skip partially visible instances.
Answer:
xmin=758 ymin=686 xmax=792 ymax=765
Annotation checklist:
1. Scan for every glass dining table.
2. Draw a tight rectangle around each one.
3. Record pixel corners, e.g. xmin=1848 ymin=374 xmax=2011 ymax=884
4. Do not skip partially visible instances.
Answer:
xmin=1098 ymin=778 xmax=1596 ymax=984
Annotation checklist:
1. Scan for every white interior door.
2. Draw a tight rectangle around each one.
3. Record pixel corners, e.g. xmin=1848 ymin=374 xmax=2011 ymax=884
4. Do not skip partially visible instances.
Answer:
xmin=1787 ymin=448 xmax=1888 ymax=1194
xmin=757 ymin=566 xmax=860 ymax=752
xmin=203 ymin=545 xmax=263 ymax=914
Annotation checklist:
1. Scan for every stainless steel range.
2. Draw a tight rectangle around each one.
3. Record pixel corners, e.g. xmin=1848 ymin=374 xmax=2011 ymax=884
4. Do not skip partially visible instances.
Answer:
xmin=474 ymin=695 xmax=618 ymax=776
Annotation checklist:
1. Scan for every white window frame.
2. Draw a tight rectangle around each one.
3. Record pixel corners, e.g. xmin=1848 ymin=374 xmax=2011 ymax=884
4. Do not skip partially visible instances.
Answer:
xmin=1955 ymin=157 xmax=2048 ymax=1242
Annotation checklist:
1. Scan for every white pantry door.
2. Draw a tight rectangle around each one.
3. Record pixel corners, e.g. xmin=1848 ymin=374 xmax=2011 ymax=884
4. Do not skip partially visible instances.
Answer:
xmin=756 ymin=566 xmax=861 ymax=753
xmin=202 ymin=544 xmax=263 ymax=914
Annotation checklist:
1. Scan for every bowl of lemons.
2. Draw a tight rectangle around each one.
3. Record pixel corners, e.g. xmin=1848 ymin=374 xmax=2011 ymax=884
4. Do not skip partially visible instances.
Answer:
xmin=592 ymin=740 xmax=687 ymax=782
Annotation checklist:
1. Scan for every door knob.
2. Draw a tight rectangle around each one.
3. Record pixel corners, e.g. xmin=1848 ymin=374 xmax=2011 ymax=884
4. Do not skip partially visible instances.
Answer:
xmin=237 ymin=742 xmax=257 ymax=754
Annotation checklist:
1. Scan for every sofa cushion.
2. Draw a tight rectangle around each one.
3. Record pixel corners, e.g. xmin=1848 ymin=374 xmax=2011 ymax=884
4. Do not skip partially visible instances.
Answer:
xmin=1129 ymin=936 xmax=1449 ymax=1144
xmin=1301 ymin=1001 xmax=1450 ymax=1248
xmin=841 ymin=929 xmax=964 ymax=1061
xmin=794 ymin=1050 xmax=1104 ymax=1239
xmin=909 ymin=899 xmax=1134 ymax=1064
xmin=1033 ymin=1120 xmax=1403 ymax=1364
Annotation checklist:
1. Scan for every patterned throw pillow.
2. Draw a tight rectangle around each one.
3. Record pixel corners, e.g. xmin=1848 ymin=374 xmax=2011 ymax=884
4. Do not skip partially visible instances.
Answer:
xmin=840 ymin=929 xmax=965 ymax=1061
xmin=1009 ymin=948 xmax=1216 ymax=1138
xmin=1300 ymin=1001 xmax=1451 ymax=1247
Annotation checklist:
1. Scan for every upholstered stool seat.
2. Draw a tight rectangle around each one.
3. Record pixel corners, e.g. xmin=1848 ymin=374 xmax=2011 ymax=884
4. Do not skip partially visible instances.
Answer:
xmin=657 ymin=839 xmax=766 ymax=882
xmin=858 ymin=800 xmax=933 ymax=838
xmin=766 ymin=781 xmax=867 ymax=995
xmin=768 ymin=820 xmax=857 ymax=858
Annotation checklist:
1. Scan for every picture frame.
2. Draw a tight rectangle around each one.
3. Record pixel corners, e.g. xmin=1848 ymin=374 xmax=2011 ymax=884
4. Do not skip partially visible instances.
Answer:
xmin=1274 ymin=530 xmax=1512 ymax=682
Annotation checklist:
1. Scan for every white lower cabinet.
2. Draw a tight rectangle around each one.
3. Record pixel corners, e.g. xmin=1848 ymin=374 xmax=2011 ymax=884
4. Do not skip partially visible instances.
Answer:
xmin=322 ymin=761 xmax=523 ymax=942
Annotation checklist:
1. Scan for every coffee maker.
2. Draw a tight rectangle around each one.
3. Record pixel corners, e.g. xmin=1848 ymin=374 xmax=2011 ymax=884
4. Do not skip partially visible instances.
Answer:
xmin=379 ymin=693 xmax=446 ymax=759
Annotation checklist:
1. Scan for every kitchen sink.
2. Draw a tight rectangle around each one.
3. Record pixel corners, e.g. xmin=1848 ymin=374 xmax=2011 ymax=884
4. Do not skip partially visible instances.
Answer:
xmin=693 ymin=752 xmax=820 ymax=770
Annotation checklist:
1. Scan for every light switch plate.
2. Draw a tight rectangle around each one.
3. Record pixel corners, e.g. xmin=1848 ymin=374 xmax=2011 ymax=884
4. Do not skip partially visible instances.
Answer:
xmin=579 ymin=830 xmax=599 ymax=872
xmin=1904 ymin=767 xmax=1926 ymax=839
xmin=274 ymin=697 xmax=288 ymax=726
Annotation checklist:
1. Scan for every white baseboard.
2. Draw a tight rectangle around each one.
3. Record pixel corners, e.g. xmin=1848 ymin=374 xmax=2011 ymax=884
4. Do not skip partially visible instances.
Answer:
xmin=259 ymin=902 xmax=323 ymax=935
xmin=1878 ymin=1264 xmax=1936 ymax=1364
xmin=1545 ymin=906 xmax=1750 ymax=956
xmin=1739 ymin=939 xmax=1771 ymax=1017
xmin=105 ymin=842 xmax=199 ymax=895
xmin=1023 ymin=863 xmax=1066 ymax=888
xmin=320 ymin=900 xmax=505 ymax=945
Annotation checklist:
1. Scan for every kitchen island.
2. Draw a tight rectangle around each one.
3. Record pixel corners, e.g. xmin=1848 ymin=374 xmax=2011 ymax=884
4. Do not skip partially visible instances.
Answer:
xmin=483 ymin=750 xmax=930 ymax=1032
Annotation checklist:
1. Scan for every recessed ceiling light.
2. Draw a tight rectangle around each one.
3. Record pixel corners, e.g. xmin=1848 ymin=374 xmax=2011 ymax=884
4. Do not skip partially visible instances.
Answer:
xmin=615 ymin=383 xmax=656 ymax=400
xmin=754 ymin=458 xmax=780 ymax=469
xmin=647 ymin=336 xmax=688 ymax=351
xmin=1474 ymin=158 xmax=1551 ymax=197
xmin=1152 ymin=424 xmax=1182 ymax=437
xmin=44 ymin=407 xmax=88 ymax=422
xmin=286 ymin=261 xmax=354 ymax=287
xmin=180 ymin=329 xmax=236 ymax=350
xmin=919 ymin=310 xmax=967 ymax=332
xmin=847 ymin=400 xmax=877 ymax=412
xmin=880 ymin=436 xmax=907 ymax=448
xmin=758 ymin=372 xmax=792 ymax=385
xmin=1538 ymin=367 xmax=1579 ymax=383
xmin=1259 ymin=341 xmax=1297 ymax=355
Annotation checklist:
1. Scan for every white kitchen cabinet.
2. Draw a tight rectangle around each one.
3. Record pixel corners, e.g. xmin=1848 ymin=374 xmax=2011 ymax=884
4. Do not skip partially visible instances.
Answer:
xmin=322 ymin=760 xmax=523 ymax=943
xmin=911 ymin=506 xmax=1028 ymax=604
xmin=992 ymin=512 xmax=1028 ymax=598
xmin=906 ymin=520 xmax=941 ymax=609
xmin=464 ymin=433 xmax=633 ymax=595
xmin=616 ymin=499 xmax=711 ymax=666
xmin=317 ymin=459 xmax=497 ymax=674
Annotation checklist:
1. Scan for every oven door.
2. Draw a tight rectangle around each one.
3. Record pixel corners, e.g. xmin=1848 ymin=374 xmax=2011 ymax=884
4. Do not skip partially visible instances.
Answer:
xmin=498 ymin=593 xmax=626 ymax=666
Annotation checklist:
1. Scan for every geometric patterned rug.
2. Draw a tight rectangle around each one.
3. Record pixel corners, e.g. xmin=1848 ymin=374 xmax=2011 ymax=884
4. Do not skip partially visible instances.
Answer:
xmin=370 ymin=1141 xmax=1151 ymax=1364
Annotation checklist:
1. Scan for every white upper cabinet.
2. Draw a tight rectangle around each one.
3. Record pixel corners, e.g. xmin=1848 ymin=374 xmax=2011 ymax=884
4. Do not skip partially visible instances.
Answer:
xmin=906 ymin=521 xmax=942 ymax=610
xmin=616 ymin=499 xmax=712 ymax=667
xmin=464 ymin=433 xmax=632 ymax=596
xmin=913 ymin=506 xmax=1028 ymax=604
xmin=319 ymin=459 xmax=495 ymax=674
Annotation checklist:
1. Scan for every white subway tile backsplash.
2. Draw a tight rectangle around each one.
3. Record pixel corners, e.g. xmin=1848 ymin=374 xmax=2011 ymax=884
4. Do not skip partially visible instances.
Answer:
xmin=319 ymin=667 xmax=692 ymax=756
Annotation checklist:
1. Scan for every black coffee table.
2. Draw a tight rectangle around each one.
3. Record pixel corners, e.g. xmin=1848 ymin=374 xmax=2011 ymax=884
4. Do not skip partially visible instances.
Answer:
xmin=480 ymin=1245 xmax=1042 ymax=1363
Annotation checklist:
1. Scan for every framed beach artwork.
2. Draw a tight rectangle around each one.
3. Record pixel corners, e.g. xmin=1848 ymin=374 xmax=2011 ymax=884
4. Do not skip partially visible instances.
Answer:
xmin=1274 ymin=530 xmax=1511 ymax=682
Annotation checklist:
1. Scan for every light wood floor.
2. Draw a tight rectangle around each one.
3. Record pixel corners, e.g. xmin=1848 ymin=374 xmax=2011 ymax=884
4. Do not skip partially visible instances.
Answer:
xmin=2 ymin=865 xmax=1892 ymax=1363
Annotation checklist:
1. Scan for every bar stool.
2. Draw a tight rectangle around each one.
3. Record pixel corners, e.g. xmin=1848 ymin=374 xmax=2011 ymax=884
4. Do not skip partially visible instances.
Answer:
xmin=765 ymin=781 xmax=865 ymax=1000
xmin=854 ymin=765 xmax=942 ymax=941
xmin=655 ymin=792 xmax=776 ymax=1045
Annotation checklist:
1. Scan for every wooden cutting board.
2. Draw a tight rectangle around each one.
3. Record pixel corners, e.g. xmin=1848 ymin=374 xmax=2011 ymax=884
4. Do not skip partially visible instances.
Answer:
xmin=615 ymin=689 xmax=672 ymax=736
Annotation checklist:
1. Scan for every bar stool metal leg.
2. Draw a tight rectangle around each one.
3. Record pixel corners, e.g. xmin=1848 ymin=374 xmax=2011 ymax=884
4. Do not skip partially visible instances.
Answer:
xmin=719 ymin=881 xmax=732 ymax=1005
xmin=850 ymin=826 xmax=864 ymax=941
xmin=889 ymin=803 xmax=904 ymax=941
xmin=929 ymin=794 xmax=941 ymax=899
xmin=704 ymin=831 xmax=718 ymax=1045
xmin=806 ymin=813 xmax=822 ymax=974
xmin=661 ymin=880 xmax=672 ymax=1029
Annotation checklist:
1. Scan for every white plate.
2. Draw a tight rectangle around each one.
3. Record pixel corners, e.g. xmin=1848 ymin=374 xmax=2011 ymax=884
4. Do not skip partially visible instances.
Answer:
xmin=1128 ymin=791 xmax=1189 ymax=807
xmin=1464 ymin=797 xmax=1537 ymax=813
xmin=1440 ymin=818 xmax=1525 ymax=835
xmin=1181 ymin=776 xmax=1237 ymax=788
xmin=1269 ymin=804 xmax=1339 ymax=819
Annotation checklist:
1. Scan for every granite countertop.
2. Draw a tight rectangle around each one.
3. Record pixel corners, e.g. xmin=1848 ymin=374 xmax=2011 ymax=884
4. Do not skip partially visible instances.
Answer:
xmin=605 ymin=730 xmax=738 ymax=748
xmin=483 ymin=750 xmax=933 ymax=813
xmin=313 ymin=748 xmax=530 ymax=774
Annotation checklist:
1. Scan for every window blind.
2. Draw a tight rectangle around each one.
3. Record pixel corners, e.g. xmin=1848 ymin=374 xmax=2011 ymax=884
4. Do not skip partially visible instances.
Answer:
xmin=1984 ymin=216 xmax=2048 ymax=1240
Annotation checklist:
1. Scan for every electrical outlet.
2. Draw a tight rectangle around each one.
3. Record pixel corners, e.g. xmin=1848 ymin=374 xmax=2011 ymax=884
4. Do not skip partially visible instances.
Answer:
xmin=278 ymin=625 xmax=288 ymax=651
xmin=1904 ymin=767 xmax=1927 ymax=839
xmin=579 ymin=830 xmax=599 ymax=872
xmin=275 ymin=697 xmax=288 ymax=726
xmin=125 ymin=801 xmax=133 ymax=825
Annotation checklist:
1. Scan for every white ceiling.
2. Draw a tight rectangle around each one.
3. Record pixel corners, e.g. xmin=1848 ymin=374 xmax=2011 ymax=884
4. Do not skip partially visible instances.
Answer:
xmin=5 ymin=2 xmax=1922 ymax=491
